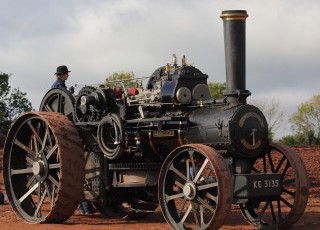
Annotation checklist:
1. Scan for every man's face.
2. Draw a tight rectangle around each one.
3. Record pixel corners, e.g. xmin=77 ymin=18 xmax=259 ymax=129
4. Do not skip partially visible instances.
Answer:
xmin=59 ymin=73 xmax=69 ymax=80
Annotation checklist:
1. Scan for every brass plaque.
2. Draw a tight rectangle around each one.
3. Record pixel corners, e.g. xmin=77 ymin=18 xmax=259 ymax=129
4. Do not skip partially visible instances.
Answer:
xmin=153 ymin=130 xmax=175 ymax=138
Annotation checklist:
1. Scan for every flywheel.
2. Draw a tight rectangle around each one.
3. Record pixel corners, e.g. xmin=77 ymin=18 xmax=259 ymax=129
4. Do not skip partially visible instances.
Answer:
xmin=2 ymin=112 xmax=85 ymax=223
xmin=39 ymin=88 xmax=75 ymax=120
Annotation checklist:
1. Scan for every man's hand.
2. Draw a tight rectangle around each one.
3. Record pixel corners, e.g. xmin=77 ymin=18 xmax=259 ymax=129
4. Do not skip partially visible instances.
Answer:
xmin=69 ymin=86 xmax=75 ymax=94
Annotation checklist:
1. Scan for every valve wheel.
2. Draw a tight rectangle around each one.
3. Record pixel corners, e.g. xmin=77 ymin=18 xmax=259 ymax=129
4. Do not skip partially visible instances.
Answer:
xmin=240 ymin=143 xmax=310 ymax=229
xmin=159 ymin=144 xmax=232 ymax=230
xmin=2 ymin=112 xmax=85 ymax=223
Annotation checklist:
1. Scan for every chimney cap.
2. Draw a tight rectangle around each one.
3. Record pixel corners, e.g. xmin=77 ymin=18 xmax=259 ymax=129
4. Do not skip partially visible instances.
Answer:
xmin=220 ymin=10 xmax=248 ymax=20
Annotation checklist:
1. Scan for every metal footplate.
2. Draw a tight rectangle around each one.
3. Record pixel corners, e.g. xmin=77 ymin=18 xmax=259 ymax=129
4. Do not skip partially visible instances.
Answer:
xmin=233 ymin=173 xmax=282 ymax=200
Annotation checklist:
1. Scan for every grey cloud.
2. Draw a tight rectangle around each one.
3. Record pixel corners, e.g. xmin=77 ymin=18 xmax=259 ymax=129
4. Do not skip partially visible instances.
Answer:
xmin=0 ymin=0 xmax=319 ymax=138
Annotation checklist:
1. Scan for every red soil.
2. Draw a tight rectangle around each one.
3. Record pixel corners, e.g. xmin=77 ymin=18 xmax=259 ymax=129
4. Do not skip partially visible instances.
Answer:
xmin=0 ymin=147 xmax=319 ymax=230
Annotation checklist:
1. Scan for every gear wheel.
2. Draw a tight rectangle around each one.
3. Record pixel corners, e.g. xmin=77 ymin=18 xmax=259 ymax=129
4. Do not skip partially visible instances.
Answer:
xmin=74 ymin=86 xmax=98 ymax=131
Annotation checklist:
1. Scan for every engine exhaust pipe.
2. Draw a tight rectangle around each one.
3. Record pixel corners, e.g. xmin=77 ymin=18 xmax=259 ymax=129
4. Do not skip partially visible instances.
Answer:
xmin=221 ymin=10 xmax=251 ymax=104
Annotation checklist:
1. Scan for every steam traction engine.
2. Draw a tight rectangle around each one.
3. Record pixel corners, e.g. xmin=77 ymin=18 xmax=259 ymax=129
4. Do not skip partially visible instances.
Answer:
xmin=2 ymin=10 xmax=309 ymax=230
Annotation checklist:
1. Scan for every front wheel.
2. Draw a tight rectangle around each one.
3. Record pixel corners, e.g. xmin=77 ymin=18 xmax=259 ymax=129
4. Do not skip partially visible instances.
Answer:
xmin=159 ymin=144 xmax=232 ymax=230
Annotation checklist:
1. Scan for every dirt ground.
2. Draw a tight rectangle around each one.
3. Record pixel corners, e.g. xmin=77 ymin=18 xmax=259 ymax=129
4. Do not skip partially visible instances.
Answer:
xmin=0 ymin=146 xmax=319 ymax=230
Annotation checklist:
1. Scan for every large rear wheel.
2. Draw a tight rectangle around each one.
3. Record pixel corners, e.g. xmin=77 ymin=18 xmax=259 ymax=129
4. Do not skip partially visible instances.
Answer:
xmin=3 ymin=112 xmax=85 ymax=223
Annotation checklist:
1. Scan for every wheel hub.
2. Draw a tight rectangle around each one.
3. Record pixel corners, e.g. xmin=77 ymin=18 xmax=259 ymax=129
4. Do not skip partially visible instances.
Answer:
xmin=32 ymin=161 xmax=45 ymax=176
xmin=183 ymin=182 xmax=197 ymax=200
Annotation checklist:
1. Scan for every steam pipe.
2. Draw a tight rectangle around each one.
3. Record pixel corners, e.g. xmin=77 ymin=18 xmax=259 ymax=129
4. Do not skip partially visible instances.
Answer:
xmin=221 ymin=10 xmax=251 ymax=104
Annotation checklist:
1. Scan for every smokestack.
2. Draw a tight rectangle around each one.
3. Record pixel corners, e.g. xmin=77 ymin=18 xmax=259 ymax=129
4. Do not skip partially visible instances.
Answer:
xmin=221 ymin=10 xmax=251 ymax=104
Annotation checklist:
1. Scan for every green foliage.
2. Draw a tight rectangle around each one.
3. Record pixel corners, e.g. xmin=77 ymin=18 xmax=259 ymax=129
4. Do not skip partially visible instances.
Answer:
xmin=105 ymin=71 xmax=137 ymax=88
xmin=0 ymin=72 xmax=32 ymax=135
xmin=280 ymin=94 xmax=320 ymax=146
xmin=280 ymin=131 xmax=320 ymax=146
xmin=107 ymin=71 xmax=135 ymax=82
xmin=207 ymin=82 xmax=226 ymax=98
xmin=0 ymin=73 xmax=11 ymax=130
xmin=280 ymin=134 xmax=303 ymax=146
xmin=288 ymin=94 xmax=320 ymax=145
xmin=7 ymin=88 xmax=33 ymax=121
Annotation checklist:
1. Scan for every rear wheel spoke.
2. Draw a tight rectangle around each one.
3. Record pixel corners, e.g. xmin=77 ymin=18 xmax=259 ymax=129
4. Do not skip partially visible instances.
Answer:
xmin=46 ymin=144 xmax=58 ymax=160
xmin=14 ymin=139 xmax=37 ymax=157
xmin=11 ymin=168 xmax=33 ymax=175
xmin=18 ymin=182 xmax=39 ymax=204
xmin=48 ymin=175 xmax=59 ymax=188
xmin=34 ymin=186 xmax=47 ymax=218
xmin=51 ymin=183 xmax=56 ymax=207
xmin=26 ymin=175 xmax=37 ymax=188
xmin=49 ymin=163 xmax=60 ymax=170
xmin=41 ymin=128 xmax=49 ymax=152
xmin=27 ymin=121 xmax=42 ymax=145
xmin=44 ymin=181 xmax=52 ymax=204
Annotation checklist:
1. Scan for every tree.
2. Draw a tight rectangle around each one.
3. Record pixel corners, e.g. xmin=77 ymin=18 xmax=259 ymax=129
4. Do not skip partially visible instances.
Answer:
xmin=105 ymin=71 xmax=136 ymax=88
xmin=7 ymin=88 xmax=33 ymax=122
xmin=0 ymin=73 xmax=11 ymax=130
xmin=207 ymin=82 xmax=226 ymax=98
xmin=0 ymin=72 xmax=32 ymax=135
xmin=249 ymin=98 xmax=285 ymax=141
xmin=289 ymin=94 xmax=320 ymax=145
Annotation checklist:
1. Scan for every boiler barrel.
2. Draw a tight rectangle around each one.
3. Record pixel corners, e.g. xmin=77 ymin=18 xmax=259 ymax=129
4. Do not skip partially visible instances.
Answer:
xmin=184 ymin=104 xmax=268 ymax=157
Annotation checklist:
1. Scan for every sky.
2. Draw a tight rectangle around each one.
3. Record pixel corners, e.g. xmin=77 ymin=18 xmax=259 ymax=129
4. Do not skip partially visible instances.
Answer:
xmin=0 ymin=0 xmax=319 ymax=139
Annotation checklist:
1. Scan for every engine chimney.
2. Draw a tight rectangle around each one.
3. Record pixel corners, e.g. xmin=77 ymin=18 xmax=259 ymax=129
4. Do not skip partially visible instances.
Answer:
xmin=221 ymin=10 xmax=251 ymax=104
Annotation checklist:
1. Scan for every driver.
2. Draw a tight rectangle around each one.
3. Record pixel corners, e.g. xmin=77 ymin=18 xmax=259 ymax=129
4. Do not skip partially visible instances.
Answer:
xmin=52 ymin=65 xmax=70 ymax=89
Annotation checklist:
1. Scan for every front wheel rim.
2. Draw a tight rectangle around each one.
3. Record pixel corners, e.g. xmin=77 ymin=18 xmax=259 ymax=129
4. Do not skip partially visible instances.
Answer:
xmin=159 ymin=144 xmax=232 ymax=230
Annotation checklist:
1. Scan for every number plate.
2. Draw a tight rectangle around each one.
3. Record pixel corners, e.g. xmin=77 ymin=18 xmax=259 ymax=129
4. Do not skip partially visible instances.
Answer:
xmin=233 ymin=173 xmax=282 ymax=199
